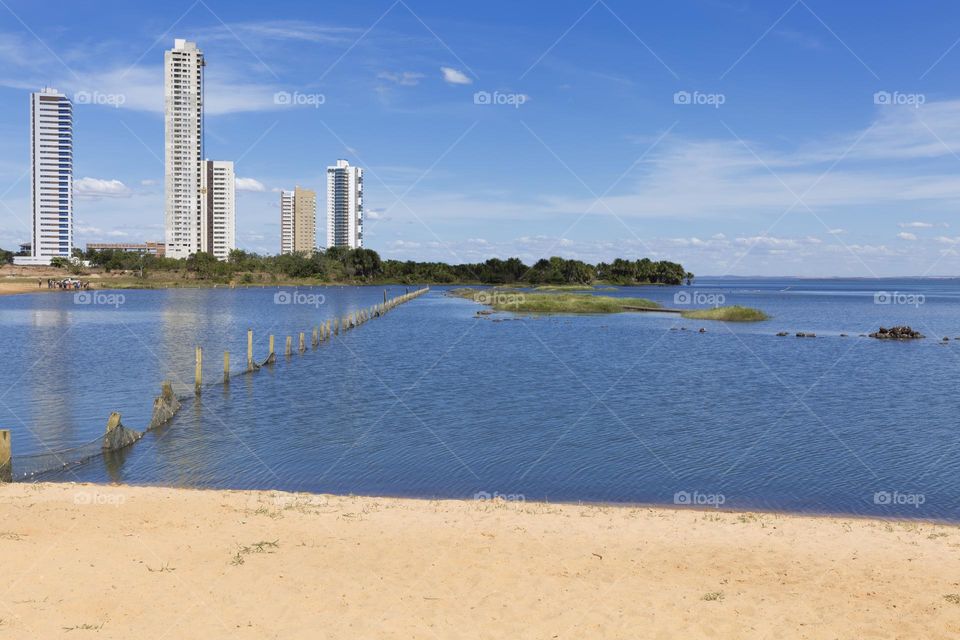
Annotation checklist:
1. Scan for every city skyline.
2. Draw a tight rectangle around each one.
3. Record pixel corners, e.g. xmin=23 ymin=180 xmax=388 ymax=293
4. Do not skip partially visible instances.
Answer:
xmin=2 ymin=1 xmax=960 ymax=275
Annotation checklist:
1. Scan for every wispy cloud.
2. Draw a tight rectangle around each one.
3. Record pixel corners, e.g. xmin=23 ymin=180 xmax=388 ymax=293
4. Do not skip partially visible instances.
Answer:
xmin=235 ymin=177 xmax=266 ymax=192
xmin=377 ymin=71 xmax=425 ymax=86
xmin=440 ymin=66 xmax=472 ymax=85
xmin=74 ymin=177 xmax=131 ymax=199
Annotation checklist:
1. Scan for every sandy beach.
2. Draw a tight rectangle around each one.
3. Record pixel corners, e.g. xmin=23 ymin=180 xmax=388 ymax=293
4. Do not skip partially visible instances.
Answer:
xmin=0 ymin=484 xmax=956 ymax=638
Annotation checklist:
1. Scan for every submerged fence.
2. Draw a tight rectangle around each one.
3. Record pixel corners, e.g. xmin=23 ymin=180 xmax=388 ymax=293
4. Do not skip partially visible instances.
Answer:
xmin=2 ymin=287 xmax=429 ymax=482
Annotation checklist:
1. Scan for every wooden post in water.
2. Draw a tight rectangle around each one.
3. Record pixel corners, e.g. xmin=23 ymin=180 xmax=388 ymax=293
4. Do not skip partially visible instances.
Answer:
xmin=247 ymin=329 xmax=254 ymax=371
xmin=285 ymin=336 xmax=292 ymax=356
xmin=223 ymin=351 xmax=230 ymax=383
xmin=299 ymin=332 xmax=306 ymax=353
xmin=0 ymin=430 xmax=10 ymax=483
xmin=194 ymin=346 xmax=202 ymax=394
xmin=268 ymin=335 xmax=276 ymax=363
xmin=312 ymin=327 xmax=318 ymax=348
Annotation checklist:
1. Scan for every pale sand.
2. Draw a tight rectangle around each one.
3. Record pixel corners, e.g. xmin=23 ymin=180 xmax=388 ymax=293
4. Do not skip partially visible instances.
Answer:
xmin=1 ymin=484 xmax=958 ymax=639
xmin=0 ymin=281 xmax=53 ymax=296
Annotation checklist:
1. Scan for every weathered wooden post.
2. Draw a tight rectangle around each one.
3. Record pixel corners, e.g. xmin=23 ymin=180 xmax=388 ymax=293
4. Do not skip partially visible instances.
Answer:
xmin=312 ymin=327 xmax=318 ymax=348
xmin=194 ymin=346 xmax=203 ymax=394
xmin=103 ymin=413 xmax=142 ymax=451
xmin=247 ymin=329 xmax=254 ymax=371
xmin=0 ymin=430 xmax=11 ymax=483
xmin=268 ymin=335 xmax=276 ymax=363
xmin=223 ymin=351 xmax=230 ymax=383
xmin=299 ymin=332 xmax=306 ymax=353
xmin=148 ymin=381 xmax=181 ymax=430
xmin=285 ymin=336 xmax=292 ymax=357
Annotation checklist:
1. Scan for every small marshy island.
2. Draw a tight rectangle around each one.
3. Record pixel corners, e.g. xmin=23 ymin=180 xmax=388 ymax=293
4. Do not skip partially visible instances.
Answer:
xmin=450 ymin=288 xmax=770 ymax=321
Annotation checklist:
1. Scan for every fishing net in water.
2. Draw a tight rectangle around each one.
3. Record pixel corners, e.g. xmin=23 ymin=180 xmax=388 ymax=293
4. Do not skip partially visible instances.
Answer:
xmin=12 ymin=434 xmax=108 ymax=480
xmin=10 ymin=384 xmax=182 ymax=481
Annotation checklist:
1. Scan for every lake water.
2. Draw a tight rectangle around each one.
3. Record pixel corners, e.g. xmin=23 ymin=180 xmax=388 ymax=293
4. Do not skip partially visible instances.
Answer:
xmin=1 ymin=278 xmax=958 ymax=520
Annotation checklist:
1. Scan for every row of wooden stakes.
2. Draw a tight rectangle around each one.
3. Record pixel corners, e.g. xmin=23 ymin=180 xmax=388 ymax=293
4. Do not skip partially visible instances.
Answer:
xmin=193 ymin=287 xmax=430 ymax=393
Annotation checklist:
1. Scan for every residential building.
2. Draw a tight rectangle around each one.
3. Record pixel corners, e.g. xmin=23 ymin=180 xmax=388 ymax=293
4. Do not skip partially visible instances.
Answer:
xmin=15 ymin=87 xmax=73 ymax=266
xmin=280 ymin=190 xmax=294 ymax=254
xmin=200 ymin=160 xmax=235 ymax=261
xmin=326 ymin=159 xmax=363 ymax=249
xmin=280 ymin=186 xmax=317 ymax=254
xmin=163 ymin=39 xmax=204 ymax=259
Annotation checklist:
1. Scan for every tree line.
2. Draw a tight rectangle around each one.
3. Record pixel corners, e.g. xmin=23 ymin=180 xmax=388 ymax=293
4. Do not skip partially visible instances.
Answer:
xmin=3 ymin=246 xmax=694 ymax=286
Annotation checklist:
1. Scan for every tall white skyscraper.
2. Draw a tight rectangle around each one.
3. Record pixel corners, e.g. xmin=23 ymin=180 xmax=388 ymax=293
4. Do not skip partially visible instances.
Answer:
xmin=326 ymin=159 xmax=363 ymax=249
xmin=17 ymin=88 xmax=73 ymax=265
xmin=164 ymin=39 xmax=204 ymax=260
xmin=280 ymin=190 xmax=294 ymax=254
xmin=200 ymin=160 xmax=235 ymax=261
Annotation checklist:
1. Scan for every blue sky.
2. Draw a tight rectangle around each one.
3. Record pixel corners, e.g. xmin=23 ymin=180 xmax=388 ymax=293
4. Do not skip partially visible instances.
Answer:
xmin=2 ymin=0 xmax=960 ymax=276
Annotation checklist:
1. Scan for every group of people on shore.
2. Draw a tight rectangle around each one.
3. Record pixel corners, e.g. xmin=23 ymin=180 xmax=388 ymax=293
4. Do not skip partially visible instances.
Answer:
xmin=42 ymin=278 xmax=89 ymax=290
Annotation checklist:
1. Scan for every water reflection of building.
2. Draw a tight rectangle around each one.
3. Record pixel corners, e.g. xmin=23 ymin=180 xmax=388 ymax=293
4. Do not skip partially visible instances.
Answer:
xmin=22 ymin=307 xmax=74 ymax=451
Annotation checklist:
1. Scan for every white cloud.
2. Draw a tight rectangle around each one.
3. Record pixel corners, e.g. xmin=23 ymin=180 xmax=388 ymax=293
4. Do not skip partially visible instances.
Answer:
xmin=235 ymin=177 xmax=266 ymax=192
xmin=378 ymin=71 xmax=425 ymax=86
xmin=74 ymin=177 xmax=131 ymax=199
xmin=898 ymin=221 xmax=934 ymax=228
xmin=440 ymin=66 xmax=472 ymax=85
xmin=75 ymin=224 xmax=129 ymax=238
xmin=897 ymin=232 xmax=918 ymax=241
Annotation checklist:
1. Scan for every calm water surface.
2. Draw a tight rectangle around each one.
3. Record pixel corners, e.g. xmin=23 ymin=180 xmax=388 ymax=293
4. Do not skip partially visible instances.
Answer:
xmin=1 ymin=278 xmax=958 ymax=520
